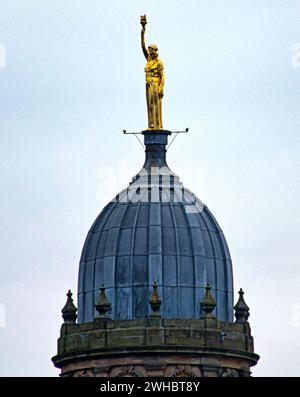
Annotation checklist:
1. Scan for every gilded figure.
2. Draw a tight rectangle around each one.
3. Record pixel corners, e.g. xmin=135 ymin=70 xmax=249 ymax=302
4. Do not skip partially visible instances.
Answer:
xmin=140 ymin=15 xmax=164 ymax=130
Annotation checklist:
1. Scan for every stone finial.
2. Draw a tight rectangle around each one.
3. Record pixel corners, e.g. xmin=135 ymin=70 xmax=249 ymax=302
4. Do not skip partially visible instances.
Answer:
xmin=62 ymin=290 xmax=77 ymax=324
xmin=149 ymin=280 xmax=162 ymax=317
xmin=234 ymin=288 xmax=250 ymax=323
xmin=200 ymin=283 xmax=216 ymax=318
xmin=95 ymin=284 xmax=111 ymax=318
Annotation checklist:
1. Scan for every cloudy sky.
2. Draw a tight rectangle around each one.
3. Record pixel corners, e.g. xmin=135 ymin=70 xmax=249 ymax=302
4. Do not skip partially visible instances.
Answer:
xmin=0 ymin=0 xmax=299 ymax=376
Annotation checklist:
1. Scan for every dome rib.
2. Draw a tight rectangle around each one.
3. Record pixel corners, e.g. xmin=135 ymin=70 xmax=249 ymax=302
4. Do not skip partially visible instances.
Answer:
xmin=168 ymin=190 xmax=180 ymax=318
xmin=130 ymin=199 xmax=143 ymax=318
xmin=180 ymin=193 xmax=197 ymax=318
xmin=199 ymin=208 xmax=219 ymax=318
xmin=115 ymin=201 xmax=134 ymax=319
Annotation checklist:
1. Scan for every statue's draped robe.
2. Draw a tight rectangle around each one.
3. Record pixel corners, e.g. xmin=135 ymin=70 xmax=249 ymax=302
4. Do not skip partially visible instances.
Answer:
xmin=145 ymin=57 xmax=164 ymax=129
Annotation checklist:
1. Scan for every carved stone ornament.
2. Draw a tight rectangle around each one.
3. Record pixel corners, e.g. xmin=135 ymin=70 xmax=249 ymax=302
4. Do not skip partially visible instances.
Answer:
xmin=171 ymin=365 xmax=196 ymax=378
xmin=116 ymin=365 xmax=140 ymax=377
xmin=219 ymin=368 xmax=239 ymax=377
xmin=77 ymin=369 xmax=95 ymax=377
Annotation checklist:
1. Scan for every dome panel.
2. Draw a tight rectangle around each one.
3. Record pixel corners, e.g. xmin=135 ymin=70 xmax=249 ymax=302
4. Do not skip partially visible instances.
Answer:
xmin=161 ymin=203 xmax=174 ymax=227
xmin=161 ymin=227 xmax=176 ymax=255
xmin=134 ymin=227 xmax=148 ymax=255
xmin=96 ymin=230 xmax=108 ymax=257
xmin=118 ymin=228 xmax=133 ymax=256
xmin=136 ymin=204 xmax=150 ymax=227
xmin=177 ymin=228 xmax=193 ymax=256
xmin=179 ymin=256 xmax=194 ymax=286
xmin=133 ymin=255 xmax=148 ymax=284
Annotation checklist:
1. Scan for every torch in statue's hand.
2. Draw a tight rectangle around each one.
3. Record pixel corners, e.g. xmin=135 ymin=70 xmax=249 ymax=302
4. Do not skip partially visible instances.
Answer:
xmin=140 ymin=15 xmax=147 ymax=32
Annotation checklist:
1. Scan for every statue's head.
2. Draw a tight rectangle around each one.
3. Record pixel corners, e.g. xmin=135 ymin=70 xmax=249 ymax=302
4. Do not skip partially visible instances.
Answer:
xmin=148 ymin=44 xmax=158 ymax=58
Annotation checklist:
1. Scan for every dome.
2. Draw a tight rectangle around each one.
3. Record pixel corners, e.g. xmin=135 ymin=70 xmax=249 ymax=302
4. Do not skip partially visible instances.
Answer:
xmin=78 ymin=131 xmax=233 ymax=323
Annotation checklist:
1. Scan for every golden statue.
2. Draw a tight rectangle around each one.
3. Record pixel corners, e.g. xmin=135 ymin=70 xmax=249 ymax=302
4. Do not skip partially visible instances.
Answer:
xmin=140 ymin=15 xmax=164 ymax=130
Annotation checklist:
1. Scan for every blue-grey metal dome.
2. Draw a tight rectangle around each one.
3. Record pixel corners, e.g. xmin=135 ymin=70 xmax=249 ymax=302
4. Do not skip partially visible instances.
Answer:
xmin=78 ymin=131 xmax=233 ymax=323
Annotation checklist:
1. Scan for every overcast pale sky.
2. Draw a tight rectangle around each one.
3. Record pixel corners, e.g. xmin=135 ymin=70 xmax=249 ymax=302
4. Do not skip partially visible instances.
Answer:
xmin=0 ymin=0 xmax=299 ymax=376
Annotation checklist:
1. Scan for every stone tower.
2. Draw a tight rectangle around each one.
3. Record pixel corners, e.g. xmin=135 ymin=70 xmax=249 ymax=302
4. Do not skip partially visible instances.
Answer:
xmin=52 ymin=130 xmax=259 ymax=377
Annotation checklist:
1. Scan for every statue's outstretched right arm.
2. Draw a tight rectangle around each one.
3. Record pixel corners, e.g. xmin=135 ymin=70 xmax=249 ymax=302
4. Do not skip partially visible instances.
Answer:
xmin=141 ymin=28 xmax=148 ymax=60
xmin=140 ymin=15 xmax=148 ymax=60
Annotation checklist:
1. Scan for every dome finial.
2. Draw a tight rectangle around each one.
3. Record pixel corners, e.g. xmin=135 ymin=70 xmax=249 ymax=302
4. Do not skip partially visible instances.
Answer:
xmin=95 ymin=284 xmax=111 ymax=318
xmin=62 ymin=290 xmax=77 ymax=324
xmin=234 ymin=288 xmax=250 ymax=323
xmin=149 ymin=280 xmax=162 ymax=317
xmin=200 ymin=283 xmax=216 ymax=318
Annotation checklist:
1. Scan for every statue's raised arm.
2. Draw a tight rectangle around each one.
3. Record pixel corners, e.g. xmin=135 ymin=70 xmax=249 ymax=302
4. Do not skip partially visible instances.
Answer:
xmin=140 ymin=15 xmax=148 ymax=60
